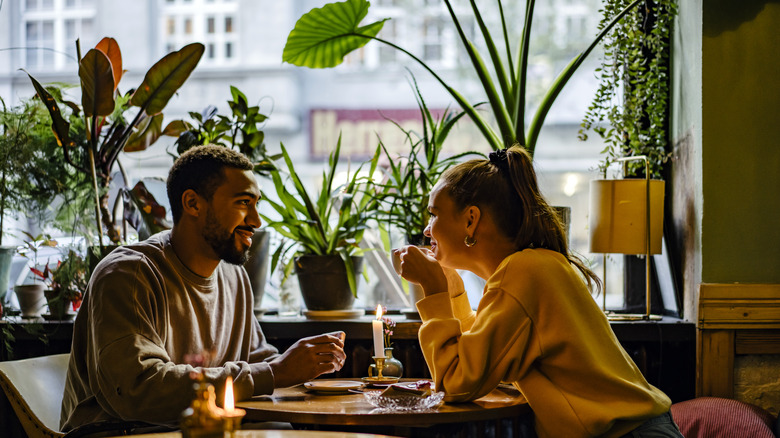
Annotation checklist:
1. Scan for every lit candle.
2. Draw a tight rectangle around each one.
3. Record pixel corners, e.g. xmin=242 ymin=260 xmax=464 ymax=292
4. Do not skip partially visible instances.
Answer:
xmin=372 ymin=304 xmax=385 ymax=358
xmin=222 ymin=376 xmax=245 ymax=436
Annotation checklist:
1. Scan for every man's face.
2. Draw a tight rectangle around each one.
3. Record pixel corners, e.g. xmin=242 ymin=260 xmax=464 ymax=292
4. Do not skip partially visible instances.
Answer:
xmin=201 ymin=168 xmax=262 ymax=265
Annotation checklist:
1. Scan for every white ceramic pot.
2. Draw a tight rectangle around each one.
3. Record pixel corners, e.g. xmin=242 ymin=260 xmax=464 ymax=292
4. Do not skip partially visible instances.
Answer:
xmin=15 ymin=284 xmax=46 ymax=318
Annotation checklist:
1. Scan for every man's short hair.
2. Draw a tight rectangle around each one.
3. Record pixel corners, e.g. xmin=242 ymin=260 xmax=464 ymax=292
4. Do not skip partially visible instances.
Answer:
xmin=167 ymin=145 xmax=254 ymax=223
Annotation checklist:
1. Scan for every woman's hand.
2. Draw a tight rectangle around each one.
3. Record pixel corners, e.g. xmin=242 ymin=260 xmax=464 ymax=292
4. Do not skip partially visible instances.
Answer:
xmin=393 ymin=246 xmax=448 ymax=297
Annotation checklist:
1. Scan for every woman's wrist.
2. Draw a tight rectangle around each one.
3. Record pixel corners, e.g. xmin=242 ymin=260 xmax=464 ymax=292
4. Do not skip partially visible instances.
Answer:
xmin=421 ymin=270 xmax=449 ymax=297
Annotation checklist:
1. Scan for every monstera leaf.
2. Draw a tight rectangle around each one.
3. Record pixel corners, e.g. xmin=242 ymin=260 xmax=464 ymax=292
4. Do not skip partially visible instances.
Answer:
xmin=78 ymin=49 xmax=115 ymax=117
xmin=283 ymin=0 xmax=387 ymax=68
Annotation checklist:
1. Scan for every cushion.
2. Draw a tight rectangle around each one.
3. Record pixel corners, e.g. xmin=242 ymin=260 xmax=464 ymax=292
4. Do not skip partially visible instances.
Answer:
xmin=670 ymin=397 xmax=777 ymax=438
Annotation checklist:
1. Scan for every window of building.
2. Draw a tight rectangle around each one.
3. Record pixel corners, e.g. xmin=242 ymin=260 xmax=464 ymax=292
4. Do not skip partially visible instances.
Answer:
xmin=21 ymin=0 xmax=96 ymax=71
xmin=161 ymin=0 xmax=238 ymax=66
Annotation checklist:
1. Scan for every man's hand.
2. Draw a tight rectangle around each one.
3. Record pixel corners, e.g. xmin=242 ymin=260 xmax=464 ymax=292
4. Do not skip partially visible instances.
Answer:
xmin=269 ymin=331 xmax=346 ymax=388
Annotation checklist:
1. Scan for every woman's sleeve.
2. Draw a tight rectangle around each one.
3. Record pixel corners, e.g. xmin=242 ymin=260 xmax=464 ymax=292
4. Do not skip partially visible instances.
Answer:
xmin=416 ymin=287 xmax=533 ymax=402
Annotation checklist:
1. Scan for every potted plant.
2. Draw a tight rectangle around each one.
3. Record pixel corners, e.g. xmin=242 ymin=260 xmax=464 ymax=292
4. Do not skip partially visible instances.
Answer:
xmin=0 ymin=98 xmax=40 ymax=303
xmin=282 ymin=0 xmax=643 ymax=155
xmin=372 ymin=79 xmax=482 ymax=308
xmin=374 ymin=78 xmax=480 ymax=246
xmin=260 ymin=139 xmax=379 ymax=311
xmin=39 ymin=250 xmax=88 ymax=320
xmin=28 ymin=37 xmax=204 ymax=255
xmin=14 ymin=232 xmax=57 ymax=318
xmin=167 ymin=85 xmax=277 ymax=314
xmin=0 ymin=95 xmax=88 ymax=302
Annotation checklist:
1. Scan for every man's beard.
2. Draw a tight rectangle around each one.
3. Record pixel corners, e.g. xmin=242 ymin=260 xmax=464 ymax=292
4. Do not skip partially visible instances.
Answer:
xmin=203 ymin=208 xmax=251 ymax=265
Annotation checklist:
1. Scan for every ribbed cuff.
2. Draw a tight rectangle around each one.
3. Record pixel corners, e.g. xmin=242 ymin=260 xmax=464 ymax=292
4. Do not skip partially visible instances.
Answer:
xmin=249 ymin=361 xmax=275 ymax=395
xmin=416 ymin=293 xmax=454 ymax=321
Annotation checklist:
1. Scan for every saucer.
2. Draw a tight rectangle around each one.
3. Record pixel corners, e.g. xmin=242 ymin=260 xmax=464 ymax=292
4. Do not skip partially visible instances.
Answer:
xmin=42 ymin=313 xmax=76 ymax=321
xmin=303 ymin=380 xmax=363 ymax=394
xmin=303 ymin=309 xmax=365 ymax=320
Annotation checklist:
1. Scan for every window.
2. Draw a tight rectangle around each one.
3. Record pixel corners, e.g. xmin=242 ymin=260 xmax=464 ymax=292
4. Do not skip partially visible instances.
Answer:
xmin=22 ymin=0 xmax=96 ymax=71
xmin=25 ymin=21 xmax=54 ymax=69
xmin=161 ymin=1 xmax=238 ymax=66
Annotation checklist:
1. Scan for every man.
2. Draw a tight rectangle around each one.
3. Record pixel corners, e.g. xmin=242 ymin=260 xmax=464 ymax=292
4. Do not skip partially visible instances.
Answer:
xmin=61 ymin=145 xmax=346 ymax=433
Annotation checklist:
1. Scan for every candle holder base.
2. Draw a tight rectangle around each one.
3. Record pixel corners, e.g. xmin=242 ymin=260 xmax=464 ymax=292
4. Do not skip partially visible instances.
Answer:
xmin=361 ymin=376 xmax=400 ymax=385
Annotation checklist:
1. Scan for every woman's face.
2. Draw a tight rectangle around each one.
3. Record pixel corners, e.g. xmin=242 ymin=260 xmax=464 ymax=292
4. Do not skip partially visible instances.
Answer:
xmin=423 ymin=184 xmax=469 ymax=269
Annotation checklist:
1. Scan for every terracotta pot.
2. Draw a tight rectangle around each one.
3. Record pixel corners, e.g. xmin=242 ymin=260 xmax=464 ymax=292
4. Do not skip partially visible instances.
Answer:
xmin=294 ymin=255 xmax=363 ymax=311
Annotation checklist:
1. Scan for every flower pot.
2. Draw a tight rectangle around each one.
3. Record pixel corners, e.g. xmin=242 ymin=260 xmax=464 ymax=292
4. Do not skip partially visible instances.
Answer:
xmin=294 ymin=255 xmax=363 ymax=311
xmin=44 ymin=289 xmax=75 ymax=320
xmin=244 ymin=230 xmax=271 ymax=316
xmin=15 ymin=284 xmax=46 ymax=318
xmin=0 ymin=246 xmax=15 ymax=303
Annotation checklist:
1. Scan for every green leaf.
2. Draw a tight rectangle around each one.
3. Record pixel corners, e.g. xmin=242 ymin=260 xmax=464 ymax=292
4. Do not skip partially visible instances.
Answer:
xmin=125 ymin=113 xmax=163 ymax=152
xmin=527 ymin=0 xmax=642 ymax=154
xmin=130 ymin=42 xmax=204 ymax=115
xmin=78 ymin=49 xmax=115 ymax=117
xmin=282 ymin=0 xmax=388 ymax=68
xmin=26 ymin=73 xmax=74 ymax=148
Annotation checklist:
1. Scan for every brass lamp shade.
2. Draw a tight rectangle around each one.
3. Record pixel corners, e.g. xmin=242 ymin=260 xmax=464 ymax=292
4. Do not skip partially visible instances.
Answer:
xmin=589 ymin=179 xmax=665 ymax=255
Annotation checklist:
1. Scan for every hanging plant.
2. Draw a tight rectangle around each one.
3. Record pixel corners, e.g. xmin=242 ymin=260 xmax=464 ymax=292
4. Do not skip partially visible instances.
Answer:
xmin=580 ymin=0 xmax=678 ymax=178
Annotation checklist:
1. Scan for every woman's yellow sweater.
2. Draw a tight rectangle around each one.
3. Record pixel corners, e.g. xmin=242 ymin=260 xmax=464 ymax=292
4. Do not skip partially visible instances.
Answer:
xmin=416 ymin=249 xmax=670 ymax=438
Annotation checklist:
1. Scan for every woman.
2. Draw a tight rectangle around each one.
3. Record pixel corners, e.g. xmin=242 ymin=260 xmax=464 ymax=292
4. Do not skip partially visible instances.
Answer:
xmin=394 ymin=146 xmax=683 ymax=438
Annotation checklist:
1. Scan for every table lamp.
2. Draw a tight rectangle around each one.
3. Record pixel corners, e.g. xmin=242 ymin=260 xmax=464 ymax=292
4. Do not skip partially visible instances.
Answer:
xmin=589 ymin=156 xmax=664 ymax=320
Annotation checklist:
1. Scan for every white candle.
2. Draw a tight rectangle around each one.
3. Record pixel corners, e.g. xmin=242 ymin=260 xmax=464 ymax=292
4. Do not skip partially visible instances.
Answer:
xmin=372 ymin=304 xmax=384 ymax=358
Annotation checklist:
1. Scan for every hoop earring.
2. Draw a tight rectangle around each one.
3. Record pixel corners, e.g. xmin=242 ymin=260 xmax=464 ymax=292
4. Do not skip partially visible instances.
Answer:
xmin=464 ymin=235 xmax=477 ymax=247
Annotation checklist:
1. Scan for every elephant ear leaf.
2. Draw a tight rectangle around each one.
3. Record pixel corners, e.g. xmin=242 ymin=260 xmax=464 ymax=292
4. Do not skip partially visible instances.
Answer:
xmin=79 ymin=49 xmax=115 ymax=117
xmin=283 ymin=0 xmax=388 ymax=68
xmin=95 ymin=37 xmax=123 ymax=90
xmin=130 ymin=42 xmax=204 ymax=115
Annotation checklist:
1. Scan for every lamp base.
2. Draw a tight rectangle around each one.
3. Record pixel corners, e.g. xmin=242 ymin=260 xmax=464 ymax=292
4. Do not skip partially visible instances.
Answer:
xmin=606 ymin=312 xmax=663 ymax=321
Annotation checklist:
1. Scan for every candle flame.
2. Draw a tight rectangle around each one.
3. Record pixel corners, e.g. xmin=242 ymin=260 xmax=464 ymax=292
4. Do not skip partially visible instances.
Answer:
xmin=375 ymin=304 xmax=383 ymax=320
xmin=224 ymin=376 xmax=234 ymax=412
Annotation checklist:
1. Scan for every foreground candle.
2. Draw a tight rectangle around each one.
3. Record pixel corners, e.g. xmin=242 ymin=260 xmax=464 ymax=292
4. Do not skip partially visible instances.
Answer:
xmin=222 ymin=376 xmax=245 ymax=437
xmin=372 ymin=304 xmax=384 ymax=358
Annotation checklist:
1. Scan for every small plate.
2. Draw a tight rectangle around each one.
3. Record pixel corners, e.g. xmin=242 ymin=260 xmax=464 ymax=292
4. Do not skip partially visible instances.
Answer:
xmin=303 ymin=380 xmax=363 ymax=394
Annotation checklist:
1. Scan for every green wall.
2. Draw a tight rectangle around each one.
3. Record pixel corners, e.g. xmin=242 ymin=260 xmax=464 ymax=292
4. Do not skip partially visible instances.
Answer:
xmin=701 ymin=1 xmax=780 ymax=283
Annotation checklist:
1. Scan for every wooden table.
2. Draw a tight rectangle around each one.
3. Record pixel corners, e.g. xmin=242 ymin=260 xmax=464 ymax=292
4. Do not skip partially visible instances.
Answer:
xmin=111 ymin=430 xmax=394 ymax=438
xmin=237 ymin=379 xmax=532 ymax=437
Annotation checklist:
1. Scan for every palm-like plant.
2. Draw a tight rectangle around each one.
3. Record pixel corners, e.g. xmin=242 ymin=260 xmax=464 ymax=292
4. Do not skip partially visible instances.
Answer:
xmin=28 ymin=37 xmax=203 ymax=251
xmin=283 ymin=0 xmax=642 ymax=156
xmin=260 ymin=139 xmax=379 ymax=297
xmin=374 ymin=77 xmax=482 ymax=246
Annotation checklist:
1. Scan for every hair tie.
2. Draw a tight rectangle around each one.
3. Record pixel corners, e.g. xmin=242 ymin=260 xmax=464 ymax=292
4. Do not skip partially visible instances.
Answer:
xmin=489 ymin=148 xmax=509 ymax=173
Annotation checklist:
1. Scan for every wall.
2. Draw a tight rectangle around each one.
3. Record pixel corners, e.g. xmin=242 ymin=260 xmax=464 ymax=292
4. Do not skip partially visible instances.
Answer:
xmin=672 ymin=0 xmax=780 ymax=410
xmin=700 ymin=1 xmax=780 ymax=284
xmin=670 ymin=0 xmax=704 ymax=322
